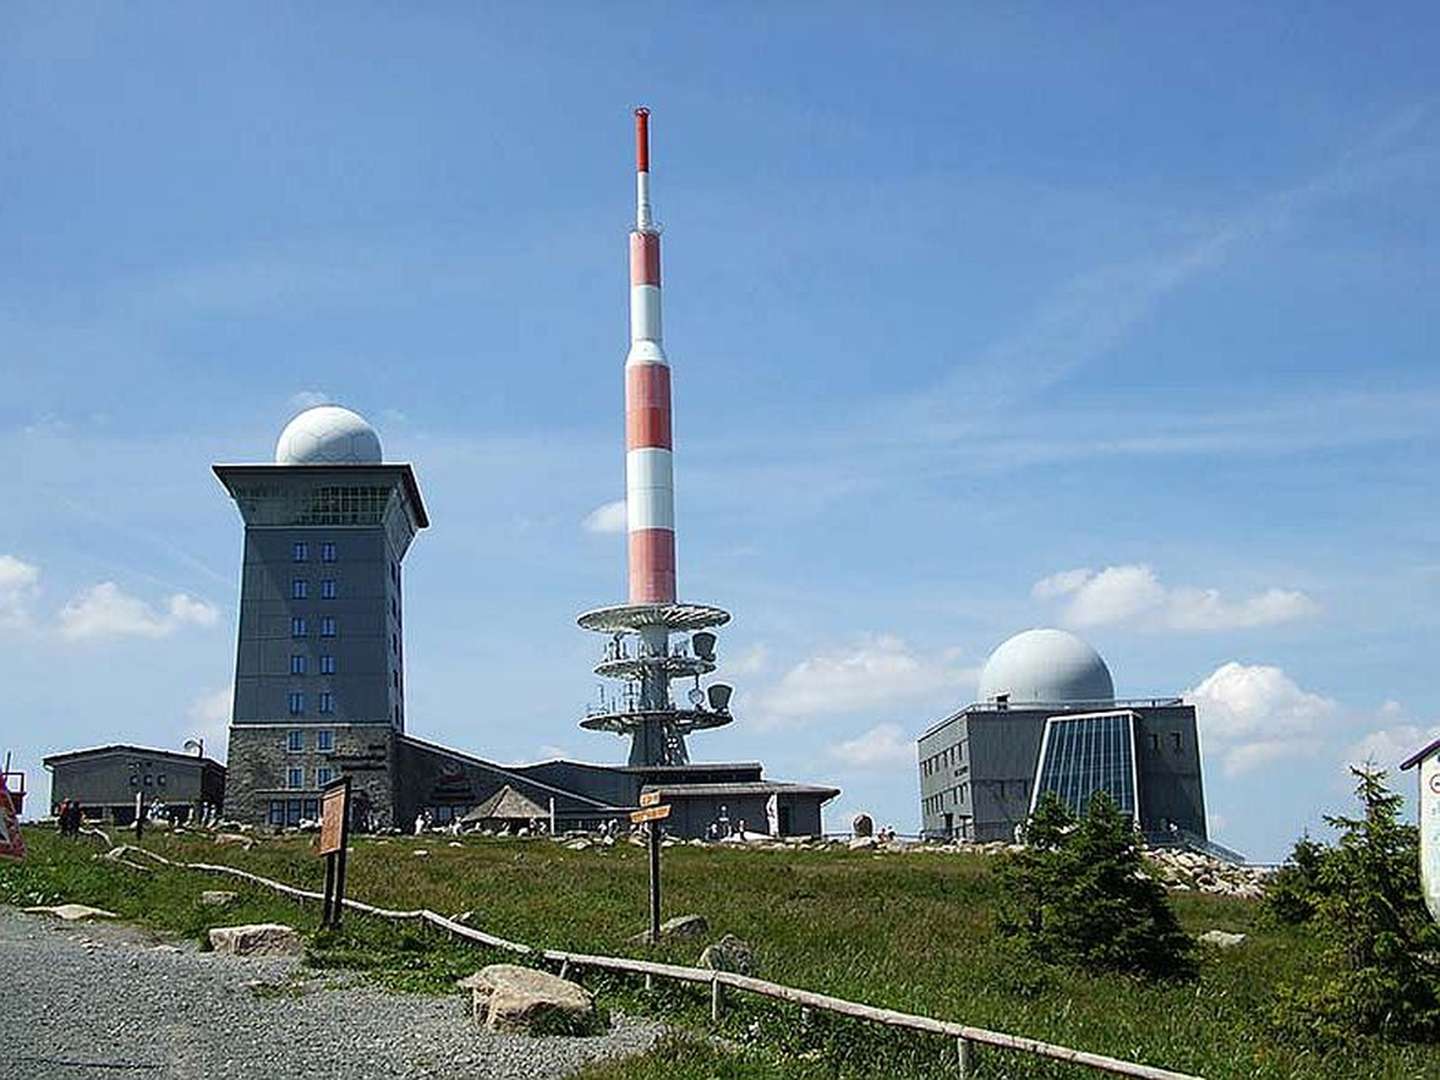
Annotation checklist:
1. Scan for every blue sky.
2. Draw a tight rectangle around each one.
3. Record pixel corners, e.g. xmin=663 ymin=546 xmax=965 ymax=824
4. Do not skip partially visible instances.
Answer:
xmin=2 ymin=5 xmax=1436 ymax=860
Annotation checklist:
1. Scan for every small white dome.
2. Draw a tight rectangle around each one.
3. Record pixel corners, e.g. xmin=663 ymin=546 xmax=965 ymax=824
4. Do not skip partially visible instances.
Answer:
xmin=274 ymin=405 xmax=382 ymax=465
xmin=976 ymin=628 xmax=1114 ymax=705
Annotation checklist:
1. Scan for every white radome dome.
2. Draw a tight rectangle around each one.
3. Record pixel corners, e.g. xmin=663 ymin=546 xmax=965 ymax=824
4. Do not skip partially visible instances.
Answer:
xmin=976 ymin=628 xmax=1115 ymax=705
xmin=274 ymin=405 xmax=382 ymax=465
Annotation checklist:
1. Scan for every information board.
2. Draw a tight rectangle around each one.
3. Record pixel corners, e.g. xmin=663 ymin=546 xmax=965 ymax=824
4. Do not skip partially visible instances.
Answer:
xmin=319 ymin=782 xmax=349 ymax=856
xmin=1421 ymin=755 xmax=1440 ymax=924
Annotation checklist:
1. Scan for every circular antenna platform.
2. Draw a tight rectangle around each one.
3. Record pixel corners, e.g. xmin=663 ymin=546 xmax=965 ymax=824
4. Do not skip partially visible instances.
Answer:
xmin=580 ymin=707 xmax=734 ymax=736
xmin=593 ymin=655 xmax=716 ymax=680
xmin=577 ymin=602 xmax=731 ymax=634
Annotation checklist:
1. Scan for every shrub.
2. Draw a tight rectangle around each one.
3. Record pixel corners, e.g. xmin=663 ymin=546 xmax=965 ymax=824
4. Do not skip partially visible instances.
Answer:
xmin=1264 ymin=833 xmax=1329 ymax=926
xmin=997 ymin=791 xmax=1194 ymax=979
xmin=1274 ymin=766 xmax=1440 ymax=1044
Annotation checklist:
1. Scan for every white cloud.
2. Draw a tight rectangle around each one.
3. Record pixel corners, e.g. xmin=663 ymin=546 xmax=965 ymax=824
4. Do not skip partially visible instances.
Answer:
xmin=752 ymin=635 xmax=976 ymax=725
xmin=58 ymin=583 xmax=219 ymax=642
xmin=581 ymin=499 xmax=628 ymax=535
xmin=1034 ymin=564 xmax=1318 ymax=632
xmin=0 ymin=555 xmax=40 ymax=630
xmin=185 ymin=687 xmax=232 ymax=763
xmin=728 ymin=643 xmax=769 ymax=676
xmin=829 ymin=723 xmax=915 ymax=769
xmin=288 ymin=389 xmax=332 ymax=410
xmin=1342 ymin=701 xmax=1440 ymax=774
xmin=1186 ymin=661 xmax=1337 ymax=776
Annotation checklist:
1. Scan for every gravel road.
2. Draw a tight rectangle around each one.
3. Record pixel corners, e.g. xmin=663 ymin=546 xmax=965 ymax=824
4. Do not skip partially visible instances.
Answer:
xmin=2 ymin=906 xmax=662 ymax=1080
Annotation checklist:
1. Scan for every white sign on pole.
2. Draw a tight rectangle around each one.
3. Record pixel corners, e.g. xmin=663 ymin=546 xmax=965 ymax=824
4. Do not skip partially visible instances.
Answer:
xmin=766 ymin=793 xmax=779 ymax=837
xmin=1420 ymin=754 xmax=1440 ymax=924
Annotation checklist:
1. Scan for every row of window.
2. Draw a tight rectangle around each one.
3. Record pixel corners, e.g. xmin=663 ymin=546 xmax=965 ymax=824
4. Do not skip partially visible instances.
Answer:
xmin=291 ymin=616 xmax=337 ymax=637
xmin=292 ymin=541 xmax=338 ymax=563
xmin=922 ymin=783 xmax=971 ymax=817
xmin=1148 ymin=731 xmax=1184 ymax=752
xmin=921 ymin=741 xmax=966 ymax=778
xmin=291 ymin=654 xmax=337 ymax=675
xmin=287 ymin=691 xmax=335 ymax=715
xmin=129 ymin=772 xmax=168 ymax=788
xmin=287 ymin=729 xmax=335 ymax=752
xmin=292 ymin=578 xmax=339 ymax=600
xmin=285 ymin=765 xmax=335 ymax=790
xmin=269 ymin=798 xmax=319 ymax=826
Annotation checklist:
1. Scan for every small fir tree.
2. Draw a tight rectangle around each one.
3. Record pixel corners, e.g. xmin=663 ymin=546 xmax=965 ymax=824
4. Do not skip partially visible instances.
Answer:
xmin=1276 ymin=766 xmax=1440 ymax=1044
xmin=1263 ymin=833 xmax=1328 ymax=926
xmin=998 ymin=791 xmax=1193 ymax=979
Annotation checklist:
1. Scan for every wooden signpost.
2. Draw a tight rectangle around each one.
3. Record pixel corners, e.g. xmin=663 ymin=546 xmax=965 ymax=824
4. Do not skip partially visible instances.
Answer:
xmin=319 ymin=777 xmax=352 ymax=929
xmin=630 ymin=802 xmax=671 ymax=944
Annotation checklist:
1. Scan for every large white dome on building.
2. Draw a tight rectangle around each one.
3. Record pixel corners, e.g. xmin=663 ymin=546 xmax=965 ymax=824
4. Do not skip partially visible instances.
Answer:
xmin=274 ymin=405 xmax=382 ymax=465
xmin=976 ymin=628 xmax=1115 ymax=705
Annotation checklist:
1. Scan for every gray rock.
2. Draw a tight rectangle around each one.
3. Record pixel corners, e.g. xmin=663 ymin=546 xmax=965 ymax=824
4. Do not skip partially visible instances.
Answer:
xmin=208 ymin=923 xmax=303 ymax=957
xmin=468 ymin=964 xmax=600 ymax=1035
xmin=200 ymin=891 xmax=237 ymax=907
xmin=214 ymin=833 xmax=254 ymax=849
xmin=698 ymin=933 xmax=757 ymax=976
xmin=564 ymin=838 xmax=592 ymax=851
xmin=627 ymin=913 xmax=709 ymax=944
xmin=23 ymin=904 xmax=118 ymax=922
xmin=851 ymin=813 xmax=874 ymax=838
xmin=847 ymin=836 xmax=877 ymax=851
xmin=1199 ymin=930 xmax=1247 ymax=949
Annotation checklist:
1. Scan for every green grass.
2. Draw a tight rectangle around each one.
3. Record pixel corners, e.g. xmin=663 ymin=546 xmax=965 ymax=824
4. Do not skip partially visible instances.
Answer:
xmin=4 ymin=826 xmax=1436 ymax=1078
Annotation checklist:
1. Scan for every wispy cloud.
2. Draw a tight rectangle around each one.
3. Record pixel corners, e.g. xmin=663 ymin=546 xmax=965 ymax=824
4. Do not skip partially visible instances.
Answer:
xmin=0 ymin=555 xmax=40 ymax=630
xmin=829 ymin=723 xmax=915 ymax=769
xmin=1033 ymin=564 xmax=1318 ymax=632
xmin=581 ymin=499 xmax=627 ymax=535
xmin=58 ymin=583 xmax=219 ymax=642
xmin=185 ymin=686 xmax=232 ymax=763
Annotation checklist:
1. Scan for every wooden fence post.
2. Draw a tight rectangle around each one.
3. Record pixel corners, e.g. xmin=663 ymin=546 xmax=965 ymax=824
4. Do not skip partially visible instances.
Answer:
xmin=957 ymin=1036 xmax=973 ymax=1077
xmin=711 ymin=975 xmax=722 ymax=1023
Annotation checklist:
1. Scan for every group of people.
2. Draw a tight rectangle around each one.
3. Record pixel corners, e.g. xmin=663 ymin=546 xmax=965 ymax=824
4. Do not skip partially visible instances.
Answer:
xmin=55 ymin=799 xmax=85 ymax=836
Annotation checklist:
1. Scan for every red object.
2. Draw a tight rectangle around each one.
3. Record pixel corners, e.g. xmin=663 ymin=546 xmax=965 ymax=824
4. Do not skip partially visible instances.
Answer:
xmin=629 ymin=232 xmax=661 ymax=285
xmin=635 ymin=107 xmax=650 ymax=172
xmin=629 ymin=528 xmax=677 ymax=605
xmin=0 ymin=771 xmax=23 ymax=817
xmin=626 ymin=364 xmax=673 ymax=450
xmin=0 ymin=783 xmax=24 ymax=860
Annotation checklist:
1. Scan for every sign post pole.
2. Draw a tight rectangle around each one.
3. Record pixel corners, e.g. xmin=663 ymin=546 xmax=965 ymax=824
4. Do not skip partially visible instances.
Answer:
xmin=318 ymin=777 xmax=352 ymax=929
xmin=630 ymin=799 xmax=671 ymax=946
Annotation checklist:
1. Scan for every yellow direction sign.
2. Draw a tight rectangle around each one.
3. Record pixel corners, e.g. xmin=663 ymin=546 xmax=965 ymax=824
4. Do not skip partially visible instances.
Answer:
xmin=639 ymin=791 xmax=662 ymax=808
xmin=630 ymin=804 xmax=671 ymax=824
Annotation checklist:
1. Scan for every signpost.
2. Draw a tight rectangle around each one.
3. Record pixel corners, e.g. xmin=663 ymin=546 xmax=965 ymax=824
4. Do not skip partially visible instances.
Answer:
xmin=0 ymin=778 xmax=24 ymax=861
xmin=318 ymin=777 xmax=352 ymax=929
xmin=630 ymin=802 xmax=671 ymax=944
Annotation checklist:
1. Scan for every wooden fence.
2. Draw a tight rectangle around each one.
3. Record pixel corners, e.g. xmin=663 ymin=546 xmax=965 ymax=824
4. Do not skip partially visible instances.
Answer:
xmin=107 ymin=842 xmax=1203 ymax=1080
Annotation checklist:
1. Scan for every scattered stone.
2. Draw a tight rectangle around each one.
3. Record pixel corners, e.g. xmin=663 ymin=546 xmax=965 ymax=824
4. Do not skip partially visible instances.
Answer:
xmin=467 ymin=963 xmax=601 ymax=1035
xmin=207 ymin=923 xmax=303 ymax=957
xmin=448 ymin=842 xmax=463 ymax=848
xmin=564 ymin=838 xmax=592 ymax=852
xmin=24 ymin=904 xmax=119 ymax=922
xmin=698 ymin=934 xmax=757 ymax=976
xmin=200 ymin=891 xmax=237 ymax=907
xmin=847 ymin=836 xmax=877 ymax=851
xmin=413 ymin=849 xmax=430 ymax=857
xmin=214 ymin=833 xmax=254 ymax=850
xmin=1199 ymin=930 xmax=1247 ymax=949
xmin=627 ymin=913 xmax=709 ymax=944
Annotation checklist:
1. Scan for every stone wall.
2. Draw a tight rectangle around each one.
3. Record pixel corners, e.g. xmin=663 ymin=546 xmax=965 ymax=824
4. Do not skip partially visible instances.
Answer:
xmin=225 ymin=723 xmax=397 ymax=829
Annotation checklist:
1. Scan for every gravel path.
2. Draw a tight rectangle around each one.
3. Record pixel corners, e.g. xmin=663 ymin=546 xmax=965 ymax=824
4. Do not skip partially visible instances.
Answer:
xmin=2 ymin=906 xmax=662 ymax=1080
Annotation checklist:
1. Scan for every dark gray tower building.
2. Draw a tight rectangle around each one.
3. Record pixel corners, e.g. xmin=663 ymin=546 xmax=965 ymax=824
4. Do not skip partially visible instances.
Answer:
xmin=216 ymin=405 xmax=428 ymax=828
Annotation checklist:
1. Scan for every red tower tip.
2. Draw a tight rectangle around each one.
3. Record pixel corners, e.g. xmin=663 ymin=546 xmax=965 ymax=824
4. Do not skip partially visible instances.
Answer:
xmin=635 ymin=107 xmax=650 ymax=173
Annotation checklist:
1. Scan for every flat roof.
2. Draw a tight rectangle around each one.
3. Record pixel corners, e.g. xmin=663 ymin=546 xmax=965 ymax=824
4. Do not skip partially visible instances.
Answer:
xmin=641 ymin=781 xmax=841 ymax=800
xmin=917 ymin=697 xmax=1189 ymax=742
xmin=212 ymin=462 xmax=430 ymax=529
xmin=43 ymin=744 xmax=224 ymax=770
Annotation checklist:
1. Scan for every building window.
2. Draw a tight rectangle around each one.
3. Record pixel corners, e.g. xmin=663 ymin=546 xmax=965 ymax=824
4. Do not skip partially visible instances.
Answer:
xmin=288 ymin=692 xmax=305 ymax=716
xmin=287 ymin=729 xmax=304 ymax=752
xmin=316 ymin=766 xmax=333 ymax=786
xmin=320 ymin=655 xmax=336 ymax=675
xmin=1171 ymin=731 xmax=1183 ymax=752
xmin=321 ymin=579 xmax=337 ymax=600
xmin=391 ymin=633 xmax=398 ymax=655
xmin=392 ymin=669 xmax=399 ymax=689
xmin=292 ymin=542 xmax=309 ymax=562
xmin=288 ymin=767 xmax=304 ymax=790
xmin=320 ymin=616 xmax=336 ymax=638
xmin=316 ymin=730 xmax=333 ymax=752
xmin=143 ymin=774 xmax=153 ymax=786
xmin=291 ymin=578 xmax=308 ymax=600
xmin=394 ymin=704 xmax=401 ymax=724
xmin=318 ymin=691 xmax=334 ymax=714
xmin=291 ymin=655 xmax=307 ymax=676
xmin=321 ymin=542 xmax=337 ymax=563
xmin=157 ymin=774 xmax=166 ymax=787
xmin=268 ymin=800 xmax=285 ymax=826
xmin=291 ymin=616 xmax=307 ymax=637
xmin=303 ymin=797 xmax=319 ymax=819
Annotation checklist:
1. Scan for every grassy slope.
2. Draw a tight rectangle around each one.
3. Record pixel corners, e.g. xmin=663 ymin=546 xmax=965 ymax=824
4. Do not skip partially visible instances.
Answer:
xmin=2 ymin=827 xmax=1431 ymax=1079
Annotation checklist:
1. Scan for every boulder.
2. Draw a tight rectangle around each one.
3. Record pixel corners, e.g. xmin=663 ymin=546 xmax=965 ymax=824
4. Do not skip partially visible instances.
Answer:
xmin=847 ymin=836 xmax=877 ymax=851
xmin=467 ymin=964 xmax=600 ymax=1035
xmin=24 ymin=904 xmax=118 ymax=922
xmin=199 ymin=891 xmax=237 ymax=907
xmin=564 ymin=838 xmax=592 ymax=852
xmin=1199 ymin=930 xmax=1247 ymax=949
xmin=208 ymin=923 xmax=303 ymax=957
xmin=698 ymin=933 xmax=757 ymax=976
xmin=215 ymin=833 xmax=254 ymax=849
xmin=628 ymin=913 xmax=709 ymax=944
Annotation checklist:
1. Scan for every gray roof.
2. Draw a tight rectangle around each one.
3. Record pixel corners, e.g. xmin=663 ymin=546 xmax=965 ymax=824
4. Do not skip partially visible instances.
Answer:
xmin=43 ymin=744 xmax=224 ymax=770
xmin=462 ymin=784 xmax=548 ymax=823
xmin=641 ymin=782 xmax=840 ymax=800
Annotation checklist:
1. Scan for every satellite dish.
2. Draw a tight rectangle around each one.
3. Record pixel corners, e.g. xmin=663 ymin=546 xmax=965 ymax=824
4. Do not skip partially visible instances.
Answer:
xmin=691 ymin=631 xmax=717 ymax=662
xmin=688 ymin=687 xmax=706 ymax=707
xmin=707 ymin=683 xmax=733 ymax=713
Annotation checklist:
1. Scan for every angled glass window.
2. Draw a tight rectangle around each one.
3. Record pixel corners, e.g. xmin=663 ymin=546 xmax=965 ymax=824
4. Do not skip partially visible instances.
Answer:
xmin=1031 ymin=711 xmax=1139 ymax=823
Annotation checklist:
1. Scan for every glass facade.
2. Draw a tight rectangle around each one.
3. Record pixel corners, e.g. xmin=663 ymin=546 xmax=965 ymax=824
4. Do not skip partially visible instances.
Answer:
xmin=1032 ymin=711 xmax=1138 ymax=821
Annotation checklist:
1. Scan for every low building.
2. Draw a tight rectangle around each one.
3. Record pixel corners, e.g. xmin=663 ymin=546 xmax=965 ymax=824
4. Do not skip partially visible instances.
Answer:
xmin=917 ymin=629 xmax=1207 ymax=844
xmin=43 ymin=745 xmax=226 ymax=824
